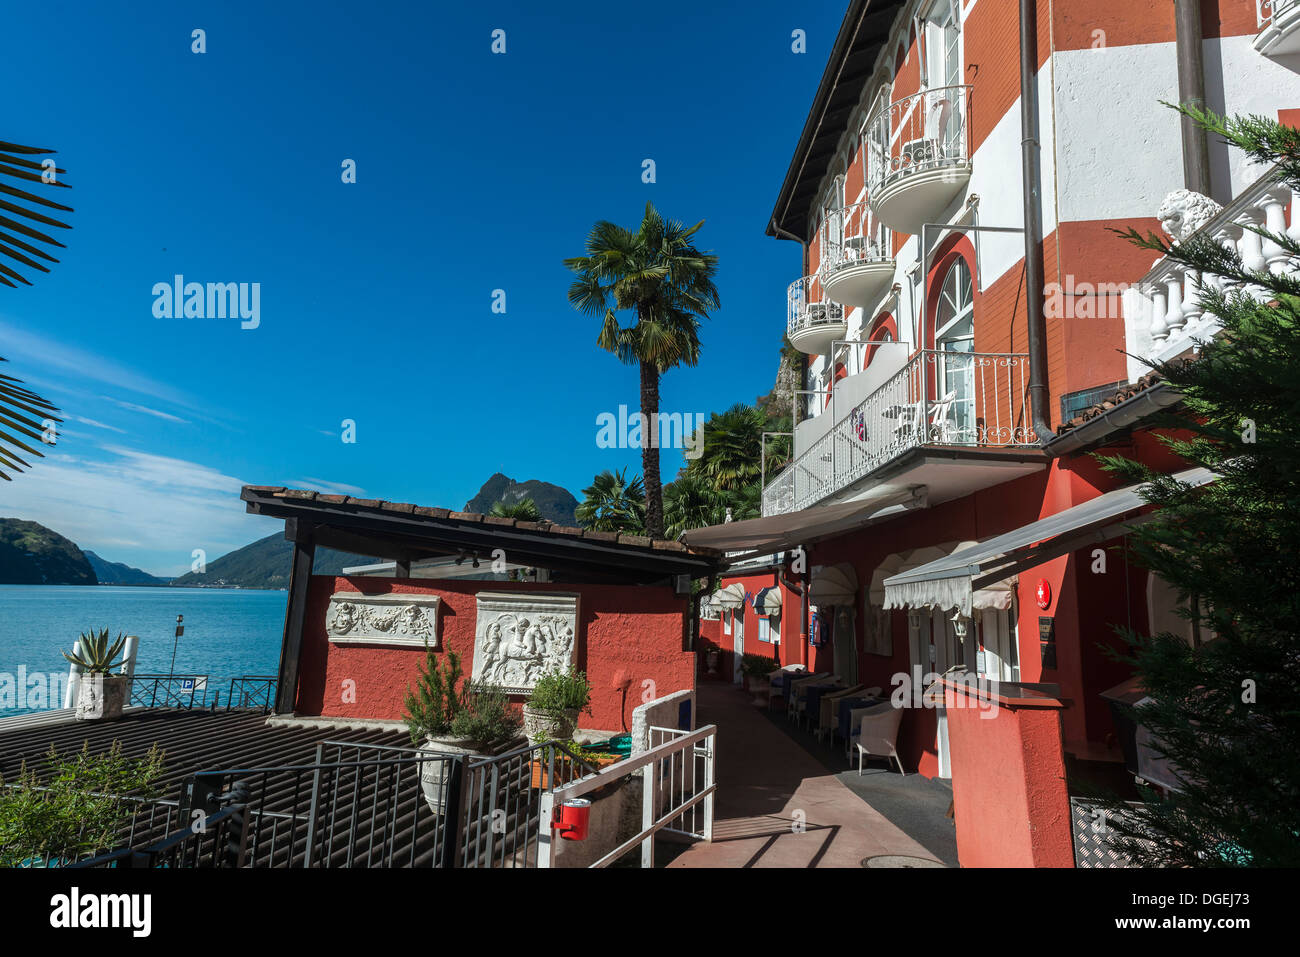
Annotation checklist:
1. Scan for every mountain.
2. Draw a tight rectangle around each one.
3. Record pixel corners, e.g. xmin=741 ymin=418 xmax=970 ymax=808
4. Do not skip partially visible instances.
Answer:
xmin=0 ymin=518 xmax=98 ymax=585
xmin=169 ymin=533 xmax=378 ymax=589
xmin=82 ymin=550 xmax=171 ymax=586
xmin=464 ymin=473 xmax=578 ymax=525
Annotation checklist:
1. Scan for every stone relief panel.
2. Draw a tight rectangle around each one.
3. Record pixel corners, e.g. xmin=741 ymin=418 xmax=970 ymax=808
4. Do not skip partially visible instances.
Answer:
xmin=471 ymin=592 xmax=578 ymax=694
xmin=326 ymin=592 xmax=440 ymax=647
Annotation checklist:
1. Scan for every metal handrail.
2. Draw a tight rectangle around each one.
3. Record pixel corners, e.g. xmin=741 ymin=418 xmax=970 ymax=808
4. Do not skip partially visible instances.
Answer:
xmin=787 ymin=274 xmax=844 ymax=339
xmin=819 ymin=200 xmax=893 ymax=282
xmin=864 ymin=83 xmax=972 ymax=196
xmin=762 ymin=349 xmax=1034 ymax=515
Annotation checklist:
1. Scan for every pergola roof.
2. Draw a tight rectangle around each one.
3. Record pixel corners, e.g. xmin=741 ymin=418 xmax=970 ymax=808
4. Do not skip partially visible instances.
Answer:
xmin=767 ymin=0 xmax=906 ymax=242
xmin=241 ymin=486 xmax=721 ymax=584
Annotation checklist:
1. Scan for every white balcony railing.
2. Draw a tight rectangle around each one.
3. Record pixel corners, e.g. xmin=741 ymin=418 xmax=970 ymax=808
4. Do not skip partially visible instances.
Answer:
xmin=818 ymin=201 xmax=896 ymax=308
xmin=864 ymin=84 xmax=972 ymax=235
xmin=762 ymin=350 xmax=1035 ymax=516
xmin=1122 ymin=167 xmax=1300 ymax=384
xmin=1257 ymin=1 xmax=1300 ymax=54
xmin=787 ymin=274 xmax=846 ymax=355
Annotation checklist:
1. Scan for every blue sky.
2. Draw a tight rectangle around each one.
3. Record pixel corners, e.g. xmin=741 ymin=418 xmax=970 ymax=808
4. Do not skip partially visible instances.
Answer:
xmin=0 ymin=0 xmax=840 ymax=576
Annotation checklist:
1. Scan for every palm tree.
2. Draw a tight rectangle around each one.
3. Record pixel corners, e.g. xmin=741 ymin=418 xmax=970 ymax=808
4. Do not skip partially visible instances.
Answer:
xmin=0 ymin=139 xmax=71 ymax=480
xmin=575 ymin=468 xmax=646 ymax=534
xmin=565 ymin=202 xmax=719 ymax=538
xmin=688 ymin=403 xmax=766 ymax=491
xmin=662 ymin=472 xmax=727 ymax=539
xmin=489 ymin=498 xmax=541 ymax=522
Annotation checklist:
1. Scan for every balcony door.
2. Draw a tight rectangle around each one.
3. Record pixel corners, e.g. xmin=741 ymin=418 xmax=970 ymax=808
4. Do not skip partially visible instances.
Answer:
xmin=933 ymin=258 xmax=975 ymax=443
xmin=923 ymin=0 xmax=962 ymax=160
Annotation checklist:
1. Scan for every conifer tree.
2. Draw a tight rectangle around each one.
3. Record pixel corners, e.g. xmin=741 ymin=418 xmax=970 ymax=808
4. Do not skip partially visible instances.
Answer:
xmin=1100 ymin=107 xmax=1300 ymax=866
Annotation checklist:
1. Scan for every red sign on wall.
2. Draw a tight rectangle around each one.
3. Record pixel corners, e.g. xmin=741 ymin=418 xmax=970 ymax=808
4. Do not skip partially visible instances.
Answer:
xmin=1036 ymin=579 xmax=1052 ymax=610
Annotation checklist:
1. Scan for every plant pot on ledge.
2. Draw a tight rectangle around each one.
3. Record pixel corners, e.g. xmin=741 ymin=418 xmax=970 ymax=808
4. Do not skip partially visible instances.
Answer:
xmin=522 ymin=705 xmax=579 ymax=746
xmin=75 ymin=674 xmax=128 ymax=721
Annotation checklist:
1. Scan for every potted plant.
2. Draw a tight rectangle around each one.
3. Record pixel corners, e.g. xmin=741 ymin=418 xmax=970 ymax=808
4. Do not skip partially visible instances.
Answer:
xmin=404 ymin=648 xmax=521 ymax=814
xmin=741 ymin=653 xmax=777 ymax=707
xmin=522 ymin=667 xmax=591 ymax=745
xmin=62 ymin=629 xmax=129 ymax=721
xmin=529 ymin=739 xmax=623 ymax=789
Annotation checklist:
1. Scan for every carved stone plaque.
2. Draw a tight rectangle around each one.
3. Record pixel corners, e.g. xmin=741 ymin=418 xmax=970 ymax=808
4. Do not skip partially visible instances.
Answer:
xmin=471 ymin=592 xmax=578 ymax=694
xmin=326 ymin=592 xmax=440 ymax=647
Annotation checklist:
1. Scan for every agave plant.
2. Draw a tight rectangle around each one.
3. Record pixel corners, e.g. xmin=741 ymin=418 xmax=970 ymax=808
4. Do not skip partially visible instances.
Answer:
xmin=62 ymin=628 xmax=127 ymax=676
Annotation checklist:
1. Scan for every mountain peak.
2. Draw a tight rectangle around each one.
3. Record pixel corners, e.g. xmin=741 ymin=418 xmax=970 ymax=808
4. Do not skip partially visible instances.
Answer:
xmin=464 ymin=475 xmax=578 ymax=525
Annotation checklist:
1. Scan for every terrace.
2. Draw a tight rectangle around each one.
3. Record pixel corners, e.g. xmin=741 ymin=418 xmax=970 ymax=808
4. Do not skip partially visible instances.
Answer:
xmin=763 ymin=347 xmax=1043 ymax=516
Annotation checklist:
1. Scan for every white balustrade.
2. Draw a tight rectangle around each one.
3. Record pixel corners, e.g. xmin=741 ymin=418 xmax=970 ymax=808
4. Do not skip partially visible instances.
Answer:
xmin=1124 ymin=169 xmax=1296 ymax=382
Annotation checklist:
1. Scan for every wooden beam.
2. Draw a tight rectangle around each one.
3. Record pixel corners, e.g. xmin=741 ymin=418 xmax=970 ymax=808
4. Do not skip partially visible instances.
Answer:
xmin=275 ymin=525 xmax=316 ymax=714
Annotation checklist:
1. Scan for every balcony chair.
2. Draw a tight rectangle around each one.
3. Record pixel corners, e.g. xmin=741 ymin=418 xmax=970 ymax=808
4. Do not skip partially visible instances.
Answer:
xmin=853 ymin=702 xmax=906 ymax=776
xmin=927 ymin=390 xmax=959 ymax=444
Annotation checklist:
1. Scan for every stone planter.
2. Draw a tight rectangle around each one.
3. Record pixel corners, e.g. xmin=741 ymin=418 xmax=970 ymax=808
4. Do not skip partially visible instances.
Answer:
xmin=74 ymin=674 xmax=128 ymax=721
xmin=418 ymin=735 xmax=480 ymax=815
xmin=748 ymin=676 xmax=770 ymax=707
xmin=522 ymin=704 xmax=579 ymax=745
xmin=705 ymin=649 xmax=719 ymax=675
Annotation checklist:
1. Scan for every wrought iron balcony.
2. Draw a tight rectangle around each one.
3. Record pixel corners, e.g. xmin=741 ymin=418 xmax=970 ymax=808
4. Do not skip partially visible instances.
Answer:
xmin=865 ymin=84 xmax=972 ymax=236
xmin=787 ymin=274 xmax=846 ymax=355
xmin=819 ymin=201 xmax=896 ymax=308
xmin=762 ymin=350 xmax=1035 ymax=516
xmin=1257 ymin=1 xmax=1300 ymax=56
xmin=1122 ymin=167 xmax=1298 ymax=385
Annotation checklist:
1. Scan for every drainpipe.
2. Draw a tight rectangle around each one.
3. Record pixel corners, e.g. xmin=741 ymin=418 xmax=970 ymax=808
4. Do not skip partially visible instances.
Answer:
xmin=1174 ymin=0 xmax=1212 ymax=196
xmin=1019 ymin=0 xmax=1056 ymax=442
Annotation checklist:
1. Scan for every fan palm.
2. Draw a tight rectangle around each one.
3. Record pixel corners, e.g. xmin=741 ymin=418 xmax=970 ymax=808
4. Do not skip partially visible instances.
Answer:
xmin=565 ymin=202 xmax=719 ymax=538
xmin=688 ymin=403 xmax=766 ymax=491
xmin=0 ymin=139 xmax=72 ymax=480
xmin=575 ymin=468 xmax=646 ymax=534
xmin=662 ymin=472 xmax=728 ymax=539
xmin=489 ymin=498 xmax=542 ymax=522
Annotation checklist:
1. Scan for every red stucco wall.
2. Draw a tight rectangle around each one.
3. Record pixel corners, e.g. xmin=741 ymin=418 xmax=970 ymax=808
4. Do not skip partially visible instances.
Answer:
xmin=945 ymin=685 xmax=1073 ymax=867
xmin=294 ymin=577 xmax=694 ymax=734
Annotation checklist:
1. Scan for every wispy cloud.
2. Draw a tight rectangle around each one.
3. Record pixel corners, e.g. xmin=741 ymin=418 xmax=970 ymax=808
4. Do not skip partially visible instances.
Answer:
xmin=0 ymin=448 xmax=264 ymax=577
xmin=291 ymin=477 xmax=366 ymax=496
xmin=103 ymin=397 xmax=189 ymax=424
xmin=67 ymin=415 xmax=127 ymax=434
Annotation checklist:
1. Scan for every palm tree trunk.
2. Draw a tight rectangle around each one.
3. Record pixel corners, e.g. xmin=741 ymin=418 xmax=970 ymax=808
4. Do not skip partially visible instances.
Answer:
xmin=640 ymin=358 xmax=664 ymax=538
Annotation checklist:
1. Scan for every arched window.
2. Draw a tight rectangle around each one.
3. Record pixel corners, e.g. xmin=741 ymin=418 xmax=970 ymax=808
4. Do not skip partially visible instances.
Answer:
xmin=933 ymin=257 xmax=975 ymax=442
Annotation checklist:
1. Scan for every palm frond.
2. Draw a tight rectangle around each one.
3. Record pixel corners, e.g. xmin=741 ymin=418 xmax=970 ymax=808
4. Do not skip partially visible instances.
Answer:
xmin=0 ymin=140 xmax=71 ymax=287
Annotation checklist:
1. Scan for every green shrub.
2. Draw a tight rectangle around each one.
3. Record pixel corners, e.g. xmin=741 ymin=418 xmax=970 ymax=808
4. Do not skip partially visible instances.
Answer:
xmin=0 ymin=742 xmax=165 ymax=867
xmin=528 ymin=667 xmax=592 ymax=714
xmin=741 ymin=652 xmax=777 ymax=678
xmin=404 ymin=648 xmax=520 ymax=748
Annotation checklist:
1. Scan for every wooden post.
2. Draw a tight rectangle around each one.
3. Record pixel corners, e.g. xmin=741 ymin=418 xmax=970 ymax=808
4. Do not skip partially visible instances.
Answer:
xmin=275 ymin=519 xmax=316 ymax=714
xmin=394 ymin=560 xmax=411 ymax=578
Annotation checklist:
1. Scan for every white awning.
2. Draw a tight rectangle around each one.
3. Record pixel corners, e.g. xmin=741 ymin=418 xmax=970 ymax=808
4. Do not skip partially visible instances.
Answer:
xmin=715 ymin=582 xmax=747 ymax=610
xmin=809 ymin=562 xmax=858 ymax=605
xmin=883 ymin=467 xmax=1216 ymax=616
xmin=869 ymin=543 xmax=1013 ymax=612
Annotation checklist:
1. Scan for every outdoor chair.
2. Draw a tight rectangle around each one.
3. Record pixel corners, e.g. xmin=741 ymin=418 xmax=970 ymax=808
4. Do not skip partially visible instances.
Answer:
xmin=927 ymin=390 xmax=959 ymax=444
xmin=843 ymin=694 xmax=887 ymax=760
xmin=800 ymin=679 xmax=846 ymax=730
xmin=853 ymin=701 xmax=906 ymax=776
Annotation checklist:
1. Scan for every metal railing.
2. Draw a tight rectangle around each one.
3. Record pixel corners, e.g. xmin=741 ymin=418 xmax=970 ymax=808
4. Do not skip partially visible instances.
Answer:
xmin=819 ymin=201 xmax=893 ymax=281
xmin=458 ymin=740 xmax=600 ymax=868
xmin=1259 ymin=0 xmax=1299 ymax=30
xmin=127 ymin=674 xmax=277 ymax=711
xmin=762 ymin=350 xmax=1035 ymax=515
xmin=787 ymin=274 xmax=844 ymax=340
xmin=538 ymin=724 xmax=716 ymax=868
xmin=865 ymin=84 xmax=972 ymax=197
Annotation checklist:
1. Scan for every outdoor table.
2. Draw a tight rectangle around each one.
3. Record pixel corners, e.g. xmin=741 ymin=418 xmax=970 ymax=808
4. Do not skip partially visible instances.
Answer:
xmin=802 ymin=683 xmax=842 ymax=723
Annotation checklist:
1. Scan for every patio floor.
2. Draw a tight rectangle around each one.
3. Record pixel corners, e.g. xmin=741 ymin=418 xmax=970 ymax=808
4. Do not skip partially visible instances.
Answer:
xmin=667 ymin=680 xmax=957 ymax=868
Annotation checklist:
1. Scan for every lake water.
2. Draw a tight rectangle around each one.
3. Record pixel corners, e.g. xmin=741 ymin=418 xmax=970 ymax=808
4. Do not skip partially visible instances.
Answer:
xmin=0 ymin=585 xmax=285 ymax=716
